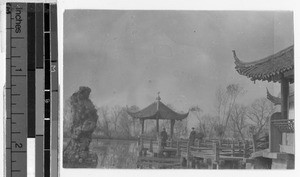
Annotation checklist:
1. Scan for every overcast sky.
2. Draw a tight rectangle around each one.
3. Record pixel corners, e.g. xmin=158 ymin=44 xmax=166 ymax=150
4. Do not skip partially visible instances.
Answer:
xmin=63 ymin=10 xmax=293 ymax=114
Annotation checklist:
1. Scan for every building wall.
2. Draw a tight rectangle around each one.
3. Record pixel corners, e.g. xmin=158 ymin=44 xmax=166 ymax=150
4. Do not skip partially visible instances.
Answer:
xmin=272 ymin=83 xmax=294 ymax=149
xmin=271 ymin=154 xmax=294 ymax=169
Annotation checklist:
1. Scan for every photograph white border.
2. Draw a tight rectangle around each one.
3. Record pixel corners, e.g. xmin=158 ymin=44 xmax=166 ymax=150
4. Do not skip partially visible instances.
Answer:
xmin=58 ymin=1 xmax=300 ymax=177
xmin=0 ymin=0 xmax=299 ymax=177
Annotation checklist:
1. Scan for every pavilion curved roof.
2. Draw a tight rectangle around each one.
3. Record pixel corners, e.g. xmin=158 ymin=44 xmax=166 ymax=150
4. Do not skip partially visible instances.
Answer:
xmin=127 ymin=100 xmax=189 ymax=120
xmin=266 ymin=87 xmax=294 ymax=106
xmin=233 ymin=45 xmax=294 ymax=83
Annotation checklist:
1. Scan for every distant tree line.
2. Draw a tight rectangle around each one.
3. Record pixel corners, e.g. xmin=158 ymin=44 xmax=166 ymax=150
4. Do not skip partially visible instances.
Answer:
xmin=190 ymin=84 xmax=275 ymax=142
xmin=64 ymin=83 xmax=275 ymax=142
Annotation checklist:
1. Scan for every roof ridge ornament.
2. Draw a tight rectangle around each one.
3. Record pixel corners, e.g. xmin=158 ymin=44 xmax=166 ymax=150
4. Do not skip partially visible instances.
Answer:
xmin=232 ymin=50 xmax=241 ymax=65
xmin=232 ymin=50 xmax=247 ymax=67
xmin=156 ymin=91 xmax=161 ymax=101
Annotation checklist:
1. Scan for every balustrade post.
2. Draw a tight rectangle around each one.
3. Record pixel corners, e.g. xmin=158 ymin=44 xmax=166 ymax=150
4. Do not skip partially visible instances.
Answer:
xmin=187 ymin=141 xmax=190 ymax=168
xmin=150 ymin=139 xmax=153 ymax=153
xmin=243 ymin=141 xmax=249 ymax=158
xmin=231 ymin=142 xmax=234 ymax=157
xmin=141 ymin=137 xmax=144 ymax=149
xmin=176 ymin=141 xmax=180 ymax=157
xmin=238 ymin=141 xmax=242 ymax=155
xmin=213 ymin=142 xmax=220 ymax=168
xmin=198 ymin=140 xmax=201 ymax=152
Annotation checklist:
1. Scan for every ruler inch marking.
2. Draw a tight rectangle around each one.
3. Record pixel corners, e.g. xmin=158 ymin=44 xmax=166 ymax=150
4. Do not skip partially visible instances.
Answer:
xmin=10 ymin=6 xmax=12 ymax=177
xmin=7 ymin=3 xmax=28 ymax=177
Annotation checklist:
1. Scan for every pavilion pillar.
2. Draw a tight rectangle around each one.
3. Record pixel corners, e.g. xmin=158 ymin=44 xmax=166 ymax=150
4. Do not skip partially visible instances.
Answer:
xmin=156 ymin=116 xmax=159 ymax=133
xmin=280 ymin=76 xmax=289 ymax=150
xmin=281 ymin=76 xmax=289 ymax=120
xmin=170 ymin=119 xmax=175 ymax=139
xmin=140 ymin=119 xmax=145 ymax=134
xmin=270 ymin=112 xmax=282 ymax=152
xmin=156 ymin=92 xmax=160 ymax=134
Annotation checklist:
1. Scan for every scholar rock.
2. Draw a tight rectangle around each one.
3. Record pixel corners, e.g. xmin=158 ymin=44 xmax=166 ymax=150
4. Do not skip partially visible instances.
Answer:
xmin=63 ymin=86 xmax=98 ymax=168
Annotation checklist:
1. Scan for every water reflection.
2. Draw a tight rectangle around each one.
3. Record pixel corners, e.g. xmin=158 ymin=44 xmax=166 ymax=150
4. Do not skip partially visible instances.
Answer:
xmin=90 ymin=139 xmax=139 ymax=168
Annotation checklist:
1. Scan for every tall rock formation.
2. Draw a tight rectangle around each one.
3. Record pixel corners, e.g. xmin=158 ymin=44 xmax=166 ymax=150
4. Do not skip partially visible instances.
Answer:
xmin=63 ymin=86 xmax=98 ymax=168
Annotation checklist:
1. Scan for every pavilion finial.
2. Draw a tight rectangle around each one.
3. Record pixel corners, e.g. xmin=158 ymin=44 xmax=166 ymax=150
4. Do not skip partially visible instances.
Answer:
xmin=156 ymin=91 xmax=161 ymax=101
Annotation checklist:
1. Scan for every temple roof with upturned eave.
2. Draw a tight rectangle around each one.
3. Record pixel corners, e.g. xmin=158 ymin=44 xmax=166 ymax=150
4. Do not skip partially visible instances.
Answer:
xmin=127 ymin=100 xmax=189 ymax=120
xmin=233 ymin=45 xmax=294 ymax=83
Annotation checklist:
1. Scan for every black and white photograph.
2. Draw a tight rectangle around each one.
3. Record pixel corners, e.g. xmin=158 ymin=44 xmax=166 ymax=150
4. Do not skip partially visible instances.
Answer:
xmin=62 ymin=10 xmax=294 ymax=169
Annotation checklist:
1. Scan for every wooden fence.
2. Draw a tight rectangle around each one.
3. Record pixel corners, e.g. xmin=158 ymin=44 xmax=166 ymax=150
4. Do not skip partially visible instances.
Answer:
xmin=137 ymin=135 xmax=269 ymax=168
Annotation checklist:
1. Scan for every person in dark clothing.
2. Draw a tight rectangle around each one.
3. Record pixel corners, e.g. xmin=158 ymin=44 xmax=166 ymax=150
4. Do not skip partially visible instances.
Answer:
xmin=189 ymin=127 xmax=196 ymax=146
xmin=160 ymin=127 xmax=168 ymax=148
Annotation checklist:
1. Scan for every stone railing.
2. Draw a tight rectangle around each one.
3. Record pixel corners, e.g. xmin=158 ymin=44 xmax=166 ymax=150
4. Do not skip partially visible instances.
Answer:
xmin=271 ymin=119 xmax=294 ymax=133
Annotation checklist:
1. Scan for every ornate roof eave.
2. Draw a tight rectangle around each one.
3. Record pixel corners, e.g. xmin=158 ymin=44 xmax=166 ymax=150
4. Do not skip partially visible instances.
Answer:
xmin=266 ymin=88 xmax=281 ymax=105
xmin=233 ymin=45 xmax=294 ymax=83
xmin=126 ymin=110 xmax=157 ymax=120
xmin=266 ymin=88 xmax=294 ymax=106
xmin=126 ymin=101 xmax=189 ymax=120
xmin=127 ymin=108 xmax=189 ymax=120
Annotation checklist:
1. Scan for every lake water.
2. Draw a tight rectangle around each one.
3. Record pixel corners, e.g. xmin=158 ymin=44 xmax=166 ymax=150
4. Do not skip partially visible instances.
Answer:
xmin=63 ymin=139 xmax=139 ymax=168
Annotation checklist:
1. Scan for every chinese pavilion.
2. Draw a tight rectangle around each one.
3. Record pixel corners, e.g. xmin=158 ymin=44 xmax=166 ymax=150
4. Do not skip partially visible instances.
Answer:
xmin=127 ymin=92 xmax=189 ymax=138
xmin=233 ymin=45 xmax=293 ymax=122
xmin=233 ymin=45 xmax=294 ymax=169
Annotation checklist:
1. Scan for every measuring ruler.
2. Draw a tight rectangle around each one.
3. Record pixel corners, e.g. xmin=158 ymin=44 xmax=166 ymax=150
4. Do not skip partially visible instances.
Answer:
xmin=5 ymin=3 xmax=58 ymax=177
xmin=6 ymin=3 xmax=28 ymax=177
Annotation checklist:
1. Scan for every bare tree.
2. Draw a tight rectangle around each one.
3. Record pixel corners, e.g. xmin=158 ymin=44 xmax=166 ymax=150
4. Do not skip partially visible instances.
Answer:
xmin=127 ymin=105 xmax=140 ymax=137
xmin=111 ymin=105 xmax=123 ymax=133
xmin=246 ymin=98 xmax=275 ymax=139
xmin=160 ymin=120 xmax=170 ymax=131
xmin=97 ymin=106 xmax=112 ymax=138
xmin=229 ymin=104 xmax=248 ymax=141
xmin=190 ymin=106 xmax=209 ymax=139
xmin=118 ymin=108 xmax=133 ymax=138
xmin=164 ymin=104 xmax=188 ymax=138
xmin=174 ymin=119 xmax=188 ymax=138
xmin=214 ymin=84 xmax=245 ymax=139
xmin=190 ymin=105 xmax=203 ymax=122
xmin=200 ymin=114 xmax=216 ymax=139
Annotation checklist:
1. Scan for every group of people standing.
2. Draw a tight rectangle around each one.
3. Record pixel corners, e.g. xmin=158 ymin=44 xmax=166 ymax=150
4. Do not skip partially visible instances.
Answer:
xmin=159 ymin=127 xmax=199 ymax=148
